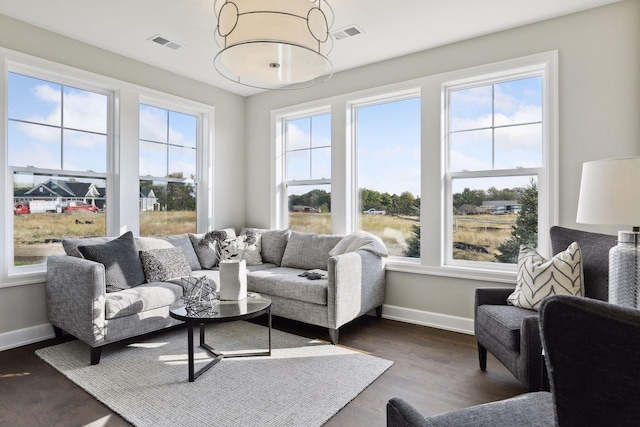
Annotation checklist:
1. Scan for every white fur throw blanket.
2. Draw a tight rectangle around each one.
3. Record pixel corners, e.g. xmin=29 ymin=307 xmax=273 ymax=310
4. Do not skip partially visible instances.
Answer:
xmin=328 ymin=231 xmax=388 ymax=257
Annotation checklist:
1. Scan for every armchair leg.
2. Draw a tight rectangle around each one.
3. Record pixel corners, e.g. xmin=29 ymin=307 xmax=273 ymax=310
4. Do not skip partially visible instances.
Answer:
xmin=328 ymin=328 xmax=339 ymax=345
xmin=375 ymin=306 xmax=383 ymax=318
xmin=478 ymin=342 xmax=487 ymax=371
xmin=91 ymin=347 xmax=103 ymax=365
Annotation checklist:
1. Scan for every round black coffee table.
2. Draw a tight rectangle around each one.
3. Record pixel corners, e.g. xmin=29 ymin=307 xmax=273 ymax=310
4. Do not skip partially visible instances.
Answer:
xmin=170 ymin=294 xmax=272 ymax=382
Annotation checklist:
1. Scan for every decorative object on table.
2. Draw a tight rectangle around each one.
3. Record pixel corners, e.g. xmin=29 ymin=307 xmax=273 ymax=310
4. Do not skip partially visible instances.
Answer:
xmin=181 ymin=275 xmax=219 ymax=315
xmin=213 ymin=0 xmax=334 ymax=90
xmin=576 ymin=156 xmax=640 ymax=307
xmin=218 ymin=259 xmax=247 ymax=301
xmin=219 ymin=230 xmax=262 ymax=265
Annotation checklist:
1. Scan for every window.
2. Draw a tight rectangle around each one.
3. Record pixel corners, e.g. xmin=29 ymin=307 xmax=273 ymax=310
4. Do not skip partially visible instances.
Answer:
xmin=354 ymin=95 xmax=421 ymax=258
xmin=283 ymin=112 xmax=331 ymax=234
xmin=445 ymin=74 xmax=546 ymax=267
xmin=8 ymin=72 xmax=109 ymax=267
xmin=139 ymin=104 xmax=198 ymax=236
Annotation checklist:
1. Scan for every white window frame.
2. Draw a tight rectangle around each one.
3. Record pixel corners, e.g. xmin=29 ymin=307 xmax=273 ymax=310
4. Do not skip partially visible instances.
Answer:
xmin=440 ymin=52 xmax=558 ymax=275
xmin=0 ymin=48 xmax=215 ymax=288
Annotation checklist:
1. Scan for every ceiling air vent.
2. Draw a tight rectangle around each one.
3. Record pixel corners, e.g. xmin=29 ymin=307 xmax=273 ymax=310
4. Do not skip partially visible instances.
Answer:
xmin=149 ymin=35 xmax=183 ymax=50
xmin=331 ymin=25 xmax=363 ymax=41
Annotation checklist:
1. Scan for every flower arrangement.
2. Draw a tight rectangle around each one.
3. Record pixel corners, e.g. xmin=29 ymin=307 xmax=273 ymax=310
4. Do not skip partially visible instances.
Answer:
xmin=200 ymin=229 xmax=259 ymax=263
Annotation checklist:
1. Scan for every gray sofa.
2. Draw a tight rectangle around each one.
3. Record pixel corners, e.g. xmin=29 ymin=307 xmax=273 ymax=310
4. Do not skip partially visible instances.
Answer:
xmin=46 ymin=228 xmax=387 ymax=364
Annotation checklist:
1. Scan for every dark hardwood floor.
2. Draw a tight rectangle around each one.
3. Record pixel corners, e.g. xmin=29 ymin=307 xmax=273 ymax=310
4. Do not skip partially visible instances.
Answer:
xmin=0 ymin=315 xmax=525 ymax=427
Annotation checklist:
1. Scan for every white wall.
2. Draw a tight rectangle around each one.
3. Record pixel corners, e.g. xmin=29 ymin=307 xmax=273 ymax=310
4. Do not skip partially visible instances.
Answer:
xmin=0 ymin=14 xmax=246 ymax=344
xmin=244 ymin=1 xmax=640 ymax=331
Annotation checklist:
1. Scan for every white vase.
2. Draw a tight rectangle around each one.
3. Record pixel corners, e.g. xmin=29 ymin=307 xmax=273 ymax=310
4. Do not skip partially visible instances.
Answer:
xmin=218 ymin=259 xmax=247 ymax=300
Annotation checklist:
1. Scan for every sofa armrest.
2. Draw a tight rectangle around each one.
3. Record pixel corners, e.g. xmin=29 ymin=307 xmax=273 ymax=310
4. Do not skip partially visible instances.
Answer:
xmin=46 ymin=254 xmax=107 ymax=347
xmin=327 ymin=250 xmax=386 ymax=329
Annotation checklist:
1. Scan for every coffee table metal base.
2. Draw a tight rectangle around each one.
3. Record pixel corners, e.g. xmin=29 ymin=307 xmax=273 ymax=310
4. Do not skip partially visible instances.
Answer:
xmin=187 ymin=309 xmax=272 ymax=382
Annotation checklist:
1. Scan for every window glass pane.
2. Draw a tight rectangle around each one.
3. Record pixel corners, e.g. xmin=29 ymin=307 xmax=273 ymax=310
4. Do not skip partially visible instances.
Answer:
xmin=140 ymin=140 xmax=167 ymax=177
xmin=286 ymin=118 xmax=311 ymax=151
xmin=63 ymin=86 xmax=107 ymax=133
xmin=494 ymin=76 xmax=542 ymax=126
xmin=310 ymin=147 xmax=330 ymax=180
xmin=449 ymin=129 xmax=493 ymax=172
xmin=494 ymin=124 xmax=542 ymax=169
xmin=168 ymin=146 xmax=196 ymax=179
xmin=449 ymin=86 xmax=492 ymax=131
xmin=311 ymin=113 xmax=331 ymax=148
xmin=8 ymin=73 xmax=61 ymax=125
xmin=169 ymin=111 xmax=197 ymax=148
xmin=356 ymin=97 xmax=420 ymax=258
xmin=13 ymin=171 xmax=106 ymax=266
xmin=139 ymin=104 xmax=168 ymax=143
xmin=287 ymin=184 xmax=331 ymax=234
xmin=452 ymin=175 xmax=538 ymax=264
xmin=287 ymin=150 xmax=311 ymax=181
xmin=140 ymin=180 xmax=196 ymax=236
xmin=63 ymin=129 xmax=107 ymax=173
xmin=8 ymin=121 xmax=61 ymax=169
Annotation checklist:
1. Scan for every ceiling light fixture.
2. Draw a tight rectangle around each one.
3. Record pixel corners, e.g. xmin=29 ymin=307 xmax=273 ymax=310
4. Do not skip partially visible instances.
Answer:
xmin=213 ymin=0 xmax=334 ymax=90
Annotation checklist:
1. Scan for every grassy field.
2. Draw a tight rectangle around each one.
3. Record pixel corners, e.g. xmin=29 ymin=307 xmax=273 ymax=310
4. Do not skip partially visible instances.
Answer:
xmin=290 ymin=212 xmax=516 ymax=260
xmin=13 ymin=210 xmax=196 ymax=265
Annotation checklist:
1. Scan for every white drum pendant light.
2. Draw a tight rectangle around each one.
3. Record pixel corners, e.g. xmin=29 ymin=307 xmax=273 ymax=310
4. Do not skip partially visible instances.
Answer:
xmin=214 ymin=0 xmax=334 ymax=90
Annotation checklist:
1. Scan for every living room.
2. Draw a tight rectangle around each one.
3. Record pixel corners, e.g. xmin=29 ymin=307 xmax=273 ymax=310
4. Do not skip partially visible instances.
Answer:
xmin=1 ymin=1 xmax=639 ymax=426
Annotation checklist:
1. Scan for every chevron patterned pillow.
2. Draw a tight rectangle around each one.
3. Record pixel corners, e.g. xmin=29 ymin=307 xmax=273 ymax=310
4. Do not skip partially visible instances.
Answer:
xmin=507 ymin=242 xmax=584 ymax=311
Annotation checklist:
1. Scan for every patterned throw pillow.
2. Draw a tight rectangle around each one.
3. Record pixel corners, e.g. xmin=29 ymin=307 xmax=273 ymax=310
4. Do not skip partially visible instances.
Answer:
xmin=507 ymin=242 xmax=584 ymax=311
xmin=139 ymin=247 xmax=192 ymax=283
xmin=219 ymin=235 xmax=262 ymax=266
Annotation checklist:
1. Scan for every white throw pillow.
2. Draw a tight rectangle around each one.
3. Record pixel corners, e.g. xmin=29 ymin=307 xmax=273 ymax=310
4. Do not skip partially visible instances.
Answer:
xmin=507 ymin=242 xmax=584 ymax=311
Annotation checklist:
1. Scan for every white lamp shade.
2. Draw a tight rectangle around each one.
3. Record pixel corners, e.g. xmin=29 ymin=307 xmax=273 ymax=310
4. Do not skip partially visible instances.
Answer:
xmin=214 ymin=0 xmax=334 ymax=89
xmin=576 ymin=157 xmax=640 ymax=226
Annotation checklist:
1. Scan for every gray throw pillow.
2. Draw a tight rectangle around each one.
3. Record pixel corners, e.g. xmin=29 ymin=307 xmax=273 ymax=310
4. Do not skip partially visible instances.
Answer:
xmin=62 ymin=236 xmax=113 ymax=258
xmin=139 ymin=248 xmax=193 ymax=283
xmin=189 ymin=233 xmax=219 ymax=269
xmin=280 ymin=231 xmax=343 ymax=270
xmin=260 ymin=229 xmax=291 ymax=266
xmin=78 ymin=231 xmax=146 ymax=293
xmin=135 ymin=236 xmax=174 ymax=252
xmin=160 ymin=234 xmax=202 ymax=270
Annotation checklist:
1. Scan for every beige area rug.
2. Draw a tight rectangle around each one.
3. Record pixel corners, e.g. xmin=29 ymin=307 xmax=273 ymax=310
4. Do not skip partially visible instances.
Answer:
xmin=36 ymin=321 xmax=393 ymax=427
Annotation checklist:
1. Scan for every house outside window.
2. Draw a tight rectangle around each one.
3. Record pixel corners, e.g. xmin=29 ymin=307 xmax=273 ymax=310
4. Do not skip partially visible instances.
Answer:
xmin=8 ymin=72 xmax=109 ymax=268
xmin=353 ymin=94 xmax=421 ymax=258
xmin=139 ymin=103 xmax=198 ymax=236
xmin=283 ymin=112 xmax=331 ymax=234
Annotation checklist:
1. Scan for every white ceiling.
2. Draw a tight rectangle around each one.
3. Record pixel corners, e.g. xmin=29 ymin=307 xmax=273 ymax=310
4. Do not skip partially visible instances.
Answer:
xmin=0 ymin=0 xmax=621 ymax=97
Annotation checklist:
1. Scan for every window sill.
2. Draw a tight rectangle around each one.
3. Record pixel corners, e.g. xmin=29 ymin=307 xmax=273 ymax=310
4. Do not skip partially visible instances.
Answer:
xmin=0 ymin=271 xmax=47 ymax=289
xmin=384 ymin=258 xmax=516 ymax=285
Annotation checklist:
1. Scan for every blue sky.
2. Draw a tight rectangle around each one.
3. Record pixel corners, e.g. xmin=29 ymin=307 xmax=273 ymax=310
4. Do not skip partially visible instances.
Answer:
xmin=8 ymin=73 xmax=197 ymax=187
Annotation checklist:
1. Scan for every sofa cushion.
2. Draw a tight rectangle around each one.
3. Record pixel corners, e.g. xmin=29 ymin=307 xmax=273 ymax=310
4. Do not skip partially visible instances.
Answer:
xmin=248 ymin=267 xmax=328 ymax=305
xmin=105 ymin=282 xmax=184 ymax=320
xmin=242 ymin=228 xmax=291 ymax=266
xmin=189 ymin=233 xmax=219 ymax=269
xmin=139 ymin=247 xmax=192 ymax=283
xmin=508 ymin=242 xmax=584 ymax=311
xmin=62 ymin=236 xmax=113 ymax=258
xmin=280 ymin=232 xmax=343 ymax=270
xmin=78 ymin=231 xmax=146 ymax=293
xmin=161 ymin=234 xmax=201 ymax=270
xmin=476 ymin=305 xmax=537 ymax=351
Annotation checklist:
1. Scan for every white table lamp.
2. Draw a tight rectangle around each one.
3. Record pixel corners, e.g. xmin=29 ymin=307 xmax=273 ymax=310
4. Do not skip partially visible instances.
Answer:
xmin=576 ymin=156 xmax=640 ymax=307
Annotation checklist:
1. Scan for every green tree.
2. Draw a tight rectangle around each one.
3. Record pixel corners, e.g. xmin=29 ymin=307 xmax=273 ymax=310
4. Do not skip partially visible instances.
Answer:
xmin=404 ymin=223 xmax=421 ymax=258
xmin=495 ymin=180 xmax=538 ymax=263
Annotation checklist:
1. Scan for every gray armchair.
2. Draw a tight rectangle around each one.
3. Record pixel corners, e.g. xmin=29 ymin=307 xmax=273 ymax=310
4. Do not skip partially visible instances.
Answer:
xmin=474 ymin=226 xmax=616 ymax=391
xmin=387 ymin=294 xmax=640 ymax=426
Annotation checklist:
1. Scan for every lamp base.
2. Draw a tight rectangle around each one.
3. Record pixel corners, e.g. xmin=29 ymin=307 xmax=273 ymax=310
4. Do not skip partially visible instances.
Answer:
xmin=608 ymin=230 xmax=640 ymax=307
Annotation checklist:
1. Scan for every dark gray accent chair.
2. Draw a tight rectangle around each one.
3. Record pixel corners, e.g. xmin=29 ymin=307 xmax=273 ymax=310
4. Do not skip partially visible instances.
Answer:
xmin=474 ymin=226 xmax=617 ymax=391
xmin=387 ymin=294 xmax=640 ymax=426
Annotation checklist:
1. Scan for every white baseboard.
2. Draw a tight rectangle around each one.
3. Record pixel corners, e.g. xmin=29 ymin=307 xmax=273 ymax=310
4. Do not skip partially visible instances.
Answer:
xmin=381 ymin=304 xmax=474 ymax=335
xmin=0 ymin=323 xmax=55 ymax=352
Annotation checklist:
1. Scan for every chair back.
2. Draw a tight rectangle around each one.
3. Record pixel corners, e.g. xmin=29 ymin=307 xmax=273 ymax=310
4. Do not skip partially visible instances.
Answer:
xmin=549 ymin=226 xmax=617 ymax=301
xmin=540 ymin=295 xmax=640 ymax=427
